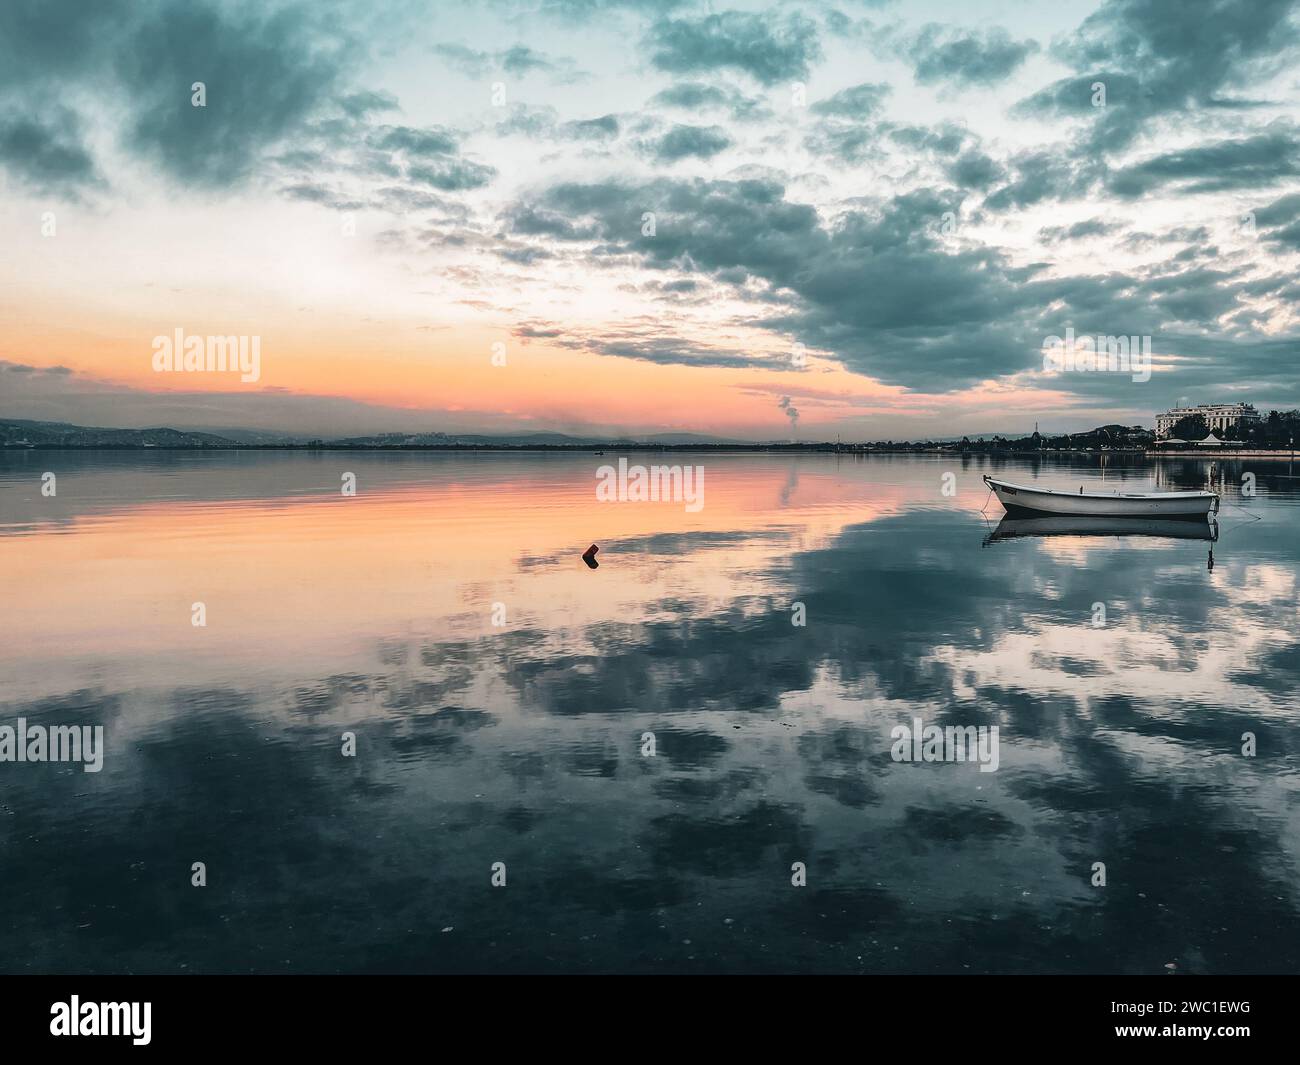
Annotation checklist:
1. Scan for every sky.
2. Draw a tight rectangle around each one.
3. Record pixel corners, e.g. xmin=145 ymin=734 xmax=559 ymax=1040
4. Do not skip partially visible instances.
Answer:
xmin=1 ymin=0 xmax=1298 ymax=440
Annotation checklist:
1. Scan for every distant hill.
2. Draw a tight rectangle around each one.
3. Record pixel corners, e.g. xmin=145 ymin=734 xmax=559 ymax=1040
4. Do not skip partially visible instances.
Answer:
xmin=329 ymin=431 xmax=619 ymax=447
xmin=0 ymin=416 xmax=1161 ymax=450
xmin=329 ymin=430 xmax=746 ymax=447
xmin=0 ymin=419 xmax=744 ymax=449
xmin=0 ymin=418 xmax=237 ymax=448
xmin=193 ymin=426 xmax=306 ymax=445
xmin=642 ymin=432 xmax=746 ymax=445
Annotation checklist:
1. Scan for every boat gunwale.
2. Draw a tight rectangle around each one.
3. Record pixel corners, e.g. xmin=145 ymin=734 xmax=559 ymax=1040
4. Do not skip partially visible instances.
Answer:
xmin=982 ymin=475 xmax=1218 ymax=501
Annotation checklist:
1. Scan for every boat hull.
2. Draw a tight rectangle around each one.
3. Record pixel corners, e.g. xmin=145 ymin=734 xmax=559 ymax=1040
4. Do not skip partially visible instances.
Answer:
xmin=987 ymin=515 xmax=1218 ymax=542
xmin=984 ymin=476 xmax=1217 ymax=518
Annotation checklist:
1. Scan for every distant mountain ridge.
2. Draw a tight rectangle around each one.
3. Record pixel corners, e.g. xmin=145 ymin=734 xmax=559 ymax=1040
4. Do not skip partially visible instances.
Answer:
xmin=329 ymin=430 xmax=746 ymax=447
xmin=0 ymin=418 xmax=237 ymax=448
xmin=0 ymin=417 xmax=1157 ymax=450
xmin=0 ymin=418 xmax=748 ymax=449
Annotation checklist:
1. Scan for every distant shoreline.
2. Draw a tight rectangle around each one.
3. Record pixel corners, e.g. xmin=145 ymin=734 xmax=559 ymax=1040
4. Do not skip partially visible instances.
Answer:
xmin=4 ymin=443 xmax=1298 ymax=458
xmin=11 ymin=416 xmax=1300 ymax=455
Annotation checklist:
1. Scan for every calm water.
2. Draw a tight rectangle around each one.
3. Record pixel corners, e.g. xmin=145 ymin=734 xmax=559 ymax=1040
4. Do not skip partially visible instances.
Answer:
xmin=2 ymin=451 xmax=1298 ymax=974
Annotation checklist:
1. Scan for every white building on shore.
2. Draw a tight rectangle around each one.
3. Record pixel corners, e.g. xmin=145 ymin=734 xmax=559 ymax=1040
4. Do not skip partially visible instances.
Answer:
xmin=1155 ymin=402 xmax=1261 ymax=439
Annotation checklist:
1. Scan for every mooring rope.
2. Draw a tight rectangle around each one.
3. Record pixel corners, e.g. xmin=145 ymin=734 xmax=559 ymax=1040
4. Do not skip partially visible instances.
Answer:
xmin=1217 ymin=498 xmax=1263 ymax=533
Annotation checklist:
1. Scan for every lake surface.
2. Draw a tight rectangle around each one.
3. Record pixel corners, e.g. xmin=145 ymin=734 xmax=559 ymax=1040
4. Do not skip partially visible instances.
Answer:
xmin=2 ymin=450 xmax=1298 ymax=973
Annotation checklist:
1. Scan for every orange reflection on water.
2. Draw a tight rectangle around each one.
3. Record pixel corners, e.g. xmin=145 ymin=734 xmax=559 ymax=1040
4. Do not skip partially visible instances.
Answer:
xmin=1 ymin=459 xmax=921 ymax=697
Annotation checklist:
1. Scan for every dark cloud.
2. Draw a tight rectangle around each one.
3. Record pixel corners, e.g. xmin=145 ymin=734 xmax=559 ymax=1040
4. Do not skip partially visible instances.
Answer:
xmin=886 ymin=123 xmax=968 ymax=155
xmin=554 ymin=331 xmax=763 ymax=370
xmin=810 ymin=82 xmax=890 ymax=118
xmin=117 ymin=2 xmax=354 ymax=186
xmin=273 ymin=114 xmax=497 ymax=207
xmin=279 ymin=182 xmax=365 ymax=210
xmin=947 ymin=150 xmax=1005 ymax=191
xmin=1018 ymin=0 xmax=1299 ymax=152
xmin=821 ymin=7 xmax=879 ymax=41
xmin=511 ymin=177 xmax=1033 ymax=387
xmin=408 ymin=157 xmax=494 ymax=193
xmin=652 ymin=82 xmax=728 ymax=108
xmin=369 ymin=125 xmax=460 ymax=157
xmin=564 ymin=114 xmax=621 ymax=140
xmin=1108 ymin=124 xmax=1300 ymax=197
xmin=500 ymin=244 xmax=555 ymax=264
xmin=1015 ymin=73 xmax=1138 ymax=123
xmin=494 ymin=104 xmax=562 ymax=138
xmin=0 ymin=0 xmax=130 ymax=89
xmin=650 ymin=123 xmax=733 ymax=161
xmin=803 ymin=122 xmax=882 ymax=166
xmin=504 ymin=202 xmax=601 ymax=240
xmin=0 ymin=107 xmax=100 ymax=194
xmin=1254 ymin=191 xmax=1300 ymax=228
xmin=433 ymin=42 xmax=583 ymax=81
xmin=339 ymin=89 xmax=398 ymax=118
xmin=805 ymin=115 xmax=976 ymax=170
xmin=983 ymin=149 xmax=1101 ymax=211
xmin=0 ymin=0 xmax=367 ymax=192
xmin=0 ymin=1 xmax=502 ymax=203
xmin=1251 ymin=191 xmax=1300 ymax=250
xmin=649 ymin=81 xmax=771 ymax=122
xmin=646 ymin=11 xmax=822 ymax=86
xmin=531 ymin=0 xmax=692 ymax=17
xmin=373 ymin=185 xmax=468 ymax=215
xmin=433 ymin=43 xmax=493 ymax=75
xmin=500 ymin=45 xmax=560 ymax=76
xmin=1039 ymin=218 xmax=1125 ymax=243
xmin=493 ymin=105 xmax=620 ymax=142
xmin=902 ymin=25 xmax=1039 ymax=88
xmin=508 ymin=173 xmax=1298 ymax=395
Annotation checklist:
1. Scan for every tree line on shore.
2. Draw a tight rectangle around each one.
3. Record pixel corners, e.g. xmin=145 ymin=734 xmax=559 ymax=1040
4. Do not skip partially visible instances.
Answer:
xmin=1167 ymin=409 xmax=1300 ymax=446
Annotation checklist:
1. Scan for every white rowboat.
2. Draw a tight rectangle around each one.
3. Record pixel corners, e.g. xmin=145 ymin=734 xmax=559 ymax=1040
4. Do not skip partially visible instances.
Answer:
xmin=983 ymin=475 xmax=1219 ymax=519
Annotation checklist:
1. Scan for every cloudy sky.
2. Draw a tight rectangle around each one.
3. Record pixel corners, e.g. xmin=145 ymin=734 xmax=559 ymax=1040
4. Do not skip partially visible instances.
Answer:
xmin=2 ymin=0 xmax=1298 ymax=439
